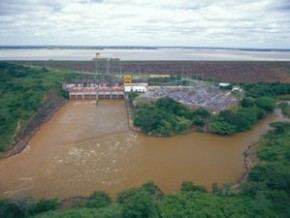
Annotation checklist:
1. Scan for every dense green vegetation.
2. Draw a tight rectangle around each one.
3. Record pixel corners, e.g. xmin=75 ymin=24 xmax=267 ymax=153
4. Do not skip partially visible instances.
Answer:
xmin=241 ymin=121 xmax=290 ymax=217
xmin=279 ymin=102 xmax=290 ymax=118
xmin=132 ymin=82 xmax=290 ymax=136
xmin=208 ymin=82 xmax=290 ymax=135
xmin=244 ymin=82 xmax=290 ymax=98
xmin=0 ymin=62 xmax=69 ymax=151
xmin=128 ymin=91 xmax=139 ymax=106
xmin=132 ymin=95 xmax=275 ymax=136
xmin=208 ymin=96 xmax=275 ymax=135
xmin=1 ymin=121 xmax=289 ymax=217
xmin=133 ymin=97 xmax=209 ymax=136
xmin=0 ymin=197 xmax=58 ymax=218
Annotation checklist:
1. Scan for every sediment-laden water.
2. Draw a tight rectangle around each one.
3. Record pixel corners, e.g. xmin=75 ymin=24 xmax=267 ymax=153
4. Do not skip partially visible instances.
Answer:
xmin=0 ymin=100 xmax=285 ymax=199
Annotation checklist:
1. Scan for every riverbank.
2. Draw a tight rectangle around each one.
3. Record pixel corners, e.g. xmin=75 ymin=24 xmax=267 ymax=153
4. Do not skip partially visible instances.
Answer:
xmin=234 ymin=109 xmax=290 ymax=191
xmin=0 ymin=91 xmax=66 ymax=159
xmin=233 ymin=140 xmax=260 ymax=191
xmin=125 ymin=100 xmax=141 ymax=132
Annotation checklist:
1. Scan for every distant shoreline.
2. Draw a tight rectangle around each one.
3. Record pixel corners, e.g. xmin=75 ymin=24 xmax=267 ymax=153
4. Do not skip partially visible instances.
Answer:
xmin=1 ymin=48 xmax=290 ymax=62
xmin=1 ymin=46 xmax=290 ymax=52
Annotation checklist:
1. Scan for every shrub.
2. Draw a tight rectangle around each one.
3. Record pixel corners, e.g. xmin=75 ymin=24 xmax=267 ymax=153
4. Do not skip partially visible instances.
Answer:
xmin=181 ymin=181 xmax=207 ymax=193
xmin=117 ymin=188 xmax=155 ymax=218
xmin=255 ymin=97 xmax=275 ymax=112
xmin=86 ymin=191 xmax=111 ymax=209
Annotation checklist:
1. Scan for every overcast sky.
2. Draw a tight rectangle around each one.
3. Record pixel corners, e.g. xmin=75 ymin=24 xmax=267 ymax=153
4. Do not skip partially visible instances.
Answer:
xmin=0 ymin=0 xmax=290 ymax=48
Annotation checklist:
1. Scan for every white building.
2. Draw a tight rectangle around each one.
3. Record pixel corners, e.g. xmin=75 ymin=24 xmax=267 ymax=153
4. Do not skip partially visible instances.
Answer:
xmin=219 ymin=82 xmax=230 ymax=87
xmin=124 ymin=85 xmax=147 ymax=93
xmin=232 ymin=86 xmax=242 ymax=92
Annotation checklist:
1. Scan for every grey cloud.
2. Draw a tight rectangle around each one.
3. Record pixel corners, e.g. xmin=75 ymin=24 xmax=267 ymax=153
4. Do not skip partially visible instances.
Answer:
xmin=271 ymin=0 xmax=290 ymax=11
xmin=0 ymin=0 xmax=290 ymax=48
xmin=0 ymin=1 xmax=56 ymax=15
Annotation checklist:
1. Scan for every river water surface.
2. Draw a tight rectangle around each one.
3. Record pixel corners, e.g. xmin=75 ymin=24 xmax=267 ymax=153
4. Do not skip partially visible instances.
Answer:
xmin=0 ymin=100 xmax=285 ymax=199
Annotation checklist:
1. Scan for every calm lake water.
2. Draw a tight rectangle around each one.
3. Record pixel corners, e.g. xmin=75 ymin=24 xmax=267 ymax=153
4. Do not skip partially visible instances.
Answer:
xmin=1 ymin=48 xmax=290 ymax=61
xmin=0 ymin=100 xmax=285 ymax=199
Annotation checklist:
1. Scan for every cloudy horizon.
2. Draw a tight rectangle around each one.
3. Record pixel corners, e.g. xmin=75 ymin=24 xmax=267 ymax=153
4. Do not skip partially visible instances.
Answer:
xmin=0 ymin=0 xmax=290 ymax=48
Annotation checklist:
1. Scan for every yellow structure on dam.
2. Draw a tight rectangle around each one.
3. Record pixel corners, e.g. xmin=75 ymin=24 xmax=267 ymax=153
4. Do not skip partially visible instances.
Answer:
xmin=123 ymin=74 xmax=132 ymax=86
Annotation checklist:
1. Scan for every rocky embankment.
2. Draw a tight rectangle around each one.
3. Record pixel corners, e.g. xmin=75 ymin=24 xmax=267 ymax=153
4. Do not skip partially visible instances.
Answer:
xmin=0 ymin=90 xmax=66 ymax=159
xmin=237 ymin=143 xmax=259 ymax=186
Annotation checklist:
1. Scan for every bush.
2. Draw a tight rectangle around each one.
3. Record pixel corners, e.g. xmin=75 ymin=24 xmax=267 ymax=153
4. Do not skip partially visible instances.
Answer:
xmin=0 ymin=199 xmax=13 ymax=218
xmin=181 ymin=181 xmax=207 ymax=193
xmin=278 ymin=102 xmax=290 ymax=118
xmin=241 ymin=97 xmax=255 ymax=108
xmin=86 ymin=191 xmax=111 ymax=209
xmin=208 ymin=118 xmax=237 ymax=135
xmin=117 ymin=188 xmax=155 ymax=218
xmin=248 ymin=164 xmax=271 ymax=183
xmin=244 ymin=82 xmax=290 ymax=98
xmin=192 ymin=107 xmax=210 ymax=118
xmin=142 ymin=181 xmax=163 ymax=200
xmin=255 ymin=97 xmax=275 ymax=112
xmin=128 ymin=91 xmax=139 ymax=106
xmin=155 ymin=96 xmax=191 ymax=118
xmin=1 ymin=196 xmax=35 ymax=218
xmin=235 ymin=108 xmax=258 ymax=131
xmin=31 ymin=198 xmax=58 ymax=214
xmin=240 ymin=182 xmax=268 ymax=197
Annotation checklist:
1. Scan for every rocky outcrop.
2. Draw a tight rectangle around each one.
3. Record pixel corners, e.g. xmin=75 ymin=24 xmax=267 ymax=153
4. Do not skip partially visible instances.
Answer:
xmin=0 ymin=90 xmax=66 ymax=159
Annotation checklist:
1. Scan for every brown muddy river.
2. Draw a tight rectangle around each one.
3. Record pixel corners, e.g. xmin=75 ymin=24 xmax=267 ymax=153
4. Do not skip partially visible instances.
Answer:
xmin=0 ymin=100 xmax=285 ymax=199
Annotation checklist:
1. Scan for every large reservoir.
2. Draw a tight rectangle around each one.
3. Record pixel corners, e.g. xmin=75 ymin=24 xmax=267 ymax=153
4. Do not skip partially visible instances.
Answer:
xmin=0 ymin=100 xmax=285 ymax=199
xmin=1 ymin=48 xmax=290 ymax=61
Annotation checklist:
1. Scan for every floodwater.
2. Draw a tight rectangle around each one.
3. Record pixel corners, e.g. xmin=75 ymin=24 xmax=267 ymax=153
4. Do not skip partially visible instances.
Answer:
xmin=1 ymin=48 xmax=290 ymax=61
xmin=0 ymin=100 xmax=285 ymax=199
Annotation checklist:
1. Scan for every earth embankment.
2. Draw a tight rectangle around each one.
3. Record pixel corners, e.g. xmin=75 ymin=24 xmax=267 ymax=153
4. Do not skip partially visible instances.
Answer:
xmin=21 ymin=61 xmax=290 ymax=83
